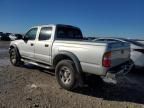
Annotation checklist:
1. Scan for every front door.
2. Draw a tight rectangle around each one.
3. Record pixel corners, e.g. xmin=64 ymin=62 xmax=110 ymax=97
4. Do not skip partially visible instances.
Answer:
xmin=19 ymin=28 xmax=38 ymax=59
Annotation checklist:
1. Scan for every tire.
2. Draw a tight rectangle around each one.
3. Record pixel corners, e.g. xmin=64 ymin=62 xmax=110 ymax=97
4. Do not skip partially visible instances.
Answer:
xmin=9 ymin=48 xmax=23 ymax=66
xmin=55 ymin=60 xmax=78 ymax=90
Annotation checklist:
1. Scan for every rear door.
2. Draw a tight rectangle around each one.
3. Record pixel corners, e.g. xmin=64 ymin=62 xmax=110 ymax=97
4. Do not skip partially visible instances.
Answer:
xmin=34 ymin=26 xmax=53 ymax=65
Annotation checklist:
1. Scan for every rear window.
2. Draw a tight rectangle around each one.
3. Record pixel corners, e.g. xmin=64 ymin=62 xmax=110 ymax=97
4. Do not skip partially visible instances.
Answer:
xmin=56 ymin=26 xmax=83 ymax=39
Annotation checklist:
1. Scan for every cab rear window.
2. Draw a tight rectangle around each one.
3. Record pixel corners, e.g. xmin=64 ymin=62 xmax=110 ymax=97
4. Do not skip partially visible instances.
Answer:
xmin=56 ymin=26 xmax=83 ymax=40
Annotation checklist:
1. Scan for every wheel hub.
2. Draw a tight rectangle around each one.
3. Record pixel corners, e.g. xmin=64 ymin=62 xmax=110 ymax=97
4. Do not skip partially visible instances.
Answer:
xmin=10 ymin=51 xmax=16 ymax=63
xmin=59 ymin=66 xmax=72 ymax=85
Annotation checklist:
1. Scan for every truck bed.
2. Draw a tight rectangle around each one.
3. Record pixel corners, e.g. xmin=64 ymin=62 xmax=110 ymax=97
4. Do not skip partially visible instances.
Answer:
xmin=53 ymin=40 xmax=130 ymax=75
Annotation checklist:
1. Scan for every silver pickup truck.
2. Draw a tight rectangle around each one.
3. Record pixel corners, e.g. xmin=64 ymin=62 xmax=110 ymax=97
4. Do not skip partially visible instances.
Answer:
xmin=9 ymin=24 xmax=133 ymax=90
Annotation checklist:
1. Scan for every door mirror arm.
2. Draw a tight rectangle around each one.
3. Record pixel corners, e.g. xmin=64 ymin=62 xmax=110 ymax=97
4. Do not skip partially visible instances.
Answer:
xmin=23 ymin=36 xmax=29 ymax=41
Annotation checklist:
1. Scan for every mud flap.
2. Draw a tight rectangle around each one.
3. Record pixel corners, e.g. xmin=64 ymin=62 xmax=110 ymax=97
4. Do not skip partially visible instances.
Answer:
xmin=101 ymin=73 xmax=117 ymax=84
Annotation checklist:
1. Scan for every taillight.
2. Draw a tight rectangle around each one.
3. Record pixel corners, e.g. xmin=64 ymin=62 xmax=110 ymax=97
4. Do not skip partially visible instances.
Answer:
xmin=102 ymin=52 xmax=111 ymax=68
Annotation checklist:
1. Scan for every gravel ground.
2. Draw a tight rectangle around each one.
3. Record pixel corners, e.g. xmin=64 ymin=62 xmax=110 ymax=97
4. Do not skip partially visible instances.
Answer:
xmin=0 ymin=41 xmax=144 ymax=108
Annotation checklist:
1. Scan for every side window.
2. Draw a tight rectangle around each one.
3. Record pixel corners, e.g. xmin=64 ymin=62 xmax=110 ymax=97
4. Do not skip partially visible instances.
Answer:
xmin=39 ymin=27 xmax=52 ymax=41
xmin=25 ymin=28 xmax=38 ymax=40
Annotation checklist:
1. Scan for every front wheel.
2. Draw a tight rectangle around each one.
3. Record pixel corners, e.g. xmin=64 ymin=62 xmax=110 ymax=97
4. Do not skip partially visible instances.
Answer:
xmin=55 ymin=60 xmax=78 ymax=90
xmin=10 ymin=48 xmax=23 ymax=66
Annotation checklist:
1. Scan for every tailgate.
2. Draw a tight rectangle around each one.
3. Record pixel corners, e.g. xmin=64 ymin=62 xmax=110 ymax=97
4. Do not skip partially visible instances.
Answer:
xmin=108 ymin=42 xmax=130 ymax=67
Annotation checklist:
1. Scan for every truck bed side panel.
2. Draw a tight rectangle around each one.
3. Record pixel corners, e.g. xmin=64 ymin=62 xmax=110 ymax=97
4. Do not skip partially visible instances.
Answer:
xmin=52 ymin=41 xmax=107 ymax=75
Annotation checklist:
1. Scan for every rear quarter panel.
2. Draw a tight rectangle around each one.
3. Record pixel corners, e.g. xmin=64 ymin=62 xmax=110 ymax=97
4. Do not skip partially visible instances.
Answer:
xmin=52 ymin=41 xmax=107 ymax=75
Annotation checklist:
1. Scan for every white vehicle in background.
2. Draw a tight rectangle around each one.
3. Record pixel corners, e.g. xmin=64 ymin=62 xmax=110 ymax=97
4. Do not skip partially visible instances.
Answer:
xmin=9 ymin=34 xmax=23 ymax=41
xmin=131 ymin=39 xmax=144 ymax=45
xmin=9 ymin=34 xmax=17 ymax=41
xmin=93 ymin=37 xmax=144 ymax=68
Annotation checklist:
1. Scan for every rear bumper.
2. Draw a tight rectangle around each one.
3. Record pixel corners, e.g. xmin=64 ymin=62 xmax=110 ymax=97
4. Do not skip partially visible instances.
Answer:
xmin=102 ymin=60 xmax=134 ymax=84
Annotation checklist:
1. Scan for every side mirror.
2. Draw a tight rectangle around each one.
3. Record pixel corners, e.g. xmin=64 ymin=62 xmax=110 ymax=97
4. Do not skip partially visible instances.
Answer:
xmin=23 ymin=36 xmax=29 ymax=41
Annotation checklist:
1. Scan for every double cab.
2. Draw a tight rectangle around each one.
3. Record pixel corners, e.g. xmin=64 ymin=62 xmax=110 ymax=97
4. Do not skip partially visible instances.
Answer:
xmin=9 ymin=24 xmax=133 ymax=90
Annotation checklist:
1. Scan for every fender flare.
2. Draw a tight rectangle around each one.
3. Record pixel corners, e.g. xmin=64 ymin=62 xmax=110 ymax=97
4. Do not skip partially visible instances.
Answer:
xmin=53 ymin=51 xmax=84 ymax=85
xmin=9 ymin=44 xmax=21 ymax=58
xmin=53 ymin=51 xmax=82 ymax=74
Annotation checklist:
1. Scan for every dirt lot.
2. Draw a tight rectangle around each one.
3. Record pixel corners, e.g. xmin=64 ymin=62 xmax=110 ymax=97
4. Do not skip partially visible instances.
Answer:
xmin=0 ymin=41 xmax=144 ymax=108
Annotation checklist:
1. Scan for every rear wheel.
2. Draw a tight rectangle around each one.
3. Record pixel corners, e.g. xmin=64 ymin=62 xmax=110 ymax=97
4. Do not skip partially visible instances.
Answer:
xmin=55 ymin=60 xmax=78 ymax=90
xmin=10 ymin=48 xmax=23 ymax=66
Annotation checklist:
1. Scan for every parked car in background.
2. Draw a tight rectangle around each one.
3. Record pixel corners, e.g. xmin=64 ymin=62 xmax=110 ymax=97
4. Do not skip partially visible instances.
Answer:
xmin=0 ymin=32 xmax=3 ymax=40
xmin=1 ymin=33 xmax=11 ymax=41
xmin=15 ymin=34 xmax=23 ymax=39
xmin=0 ymin=32 xmax=3 ymax=36
xmin=0 ymin=32 xmax=23 ymax=41
xmin=5 ymin=33 xmax=11 ymax=37
xmin=9 ymin=34 xmax=17 ymax=41
xmin=8 ymin=33 xmax=23 ymax=41
xmin=93 ymin=37 xmax=144 ymax=68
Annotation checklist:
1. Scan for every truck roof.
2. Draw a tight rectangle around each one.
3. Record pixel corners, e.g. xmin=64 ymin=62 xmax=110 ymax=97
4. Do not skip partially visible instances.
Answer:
xmin=33 ymin=24 xmax=80 ymax=29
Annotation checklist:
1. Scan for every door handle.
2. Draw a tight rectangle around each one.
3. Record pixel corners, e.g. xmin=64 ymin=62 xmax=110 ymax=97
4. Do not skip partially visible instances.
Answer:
xmin=30 ymin=43 xmax=34 ymax=46
xmin=45 ymin=44 xmax=49 ymax=47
